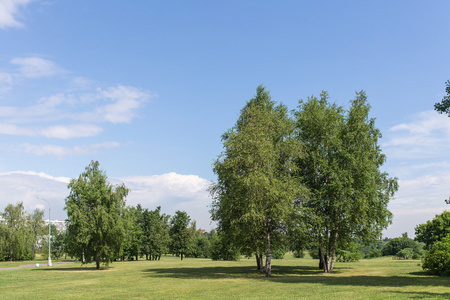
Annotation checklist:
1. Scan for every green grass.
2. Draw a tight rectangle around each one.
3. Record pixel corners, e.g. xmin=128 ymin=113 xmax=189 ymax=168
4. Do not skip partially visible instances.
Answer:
xmin=1 ymin=254 xmax=449 ymax=299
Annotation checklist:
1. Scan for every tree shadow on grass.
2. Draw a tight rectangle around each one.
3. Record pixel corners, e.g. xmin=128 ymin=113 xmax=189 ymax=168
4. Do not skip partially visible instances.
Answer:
xmin=143 ymin=264 xmax=450 ymax=289
xmin=393 ymin=291 xmax=450 ymax=299
xmin=143 ymin=264 xmax=352 ymax=281
xmin=32 ymin=265 xmax=114 ymax=272
xmin=143 ymin=265 xmax=322 ymax=280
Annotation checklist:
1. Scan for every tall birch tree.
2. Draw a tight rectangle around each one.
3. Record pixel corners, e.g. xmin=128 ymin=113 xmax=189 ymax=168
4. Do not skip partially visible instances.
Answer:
xmin=210 ymin=85 xmax=300 ymax=277
xmin=294 ymin=91 xmax=398 ymax=273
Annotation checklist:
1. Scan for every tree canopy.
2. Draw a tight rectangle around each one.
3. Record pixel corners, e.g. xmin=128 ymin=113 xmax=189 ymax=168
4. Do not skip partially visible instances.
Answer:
xmin=65 ymin=160 xmax=130 ymax=269
xmin=169 ymin=210 xmax=191 ymax=260
xmin=415 ymin=211 xmax=450 ymax=250
xmin=293 ymin=91 xmax=398 ymax=273
xmin=434 ymin=80 xmax=450 ymax=116
xmin=210 ymin=85 xmax=301 ymax=277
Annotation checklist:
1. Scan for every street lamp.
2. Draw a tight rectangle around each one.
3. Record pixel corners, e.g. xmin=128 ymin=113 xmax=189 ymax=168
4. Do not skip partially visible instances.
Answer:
xmin=37 ymin=197 xmax=52 ymax=267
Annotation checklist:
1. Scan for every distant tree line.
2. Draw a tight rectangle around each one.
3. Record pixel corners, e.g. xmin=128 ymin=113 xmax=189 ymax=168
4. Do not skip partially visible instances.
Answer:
xmin=63 ymin=161 xmax=230 ymax=269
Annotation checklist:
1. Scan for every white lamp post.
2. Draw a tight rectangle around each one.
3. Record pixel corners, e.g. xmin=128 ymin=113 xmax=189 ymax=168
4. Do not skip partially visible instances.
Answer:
xmin=37 ymin=197 xmax=52 ymax=267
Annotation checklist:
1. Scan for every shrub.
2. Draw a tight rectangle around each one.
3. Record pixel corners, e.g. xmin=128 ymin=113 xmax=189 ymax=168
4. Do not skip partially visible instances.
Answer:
xmin=366 ymin=249 xmax=382 ymax=258
xmin=337 ymin=249 xmax=361 ymax=262
xmin=293 ymin=249 xmax=305 ymax=258
xmin=396 ymin=248 xmax=413 ymax=259
xmin=422 ymin=234 xmax=450 ymax=276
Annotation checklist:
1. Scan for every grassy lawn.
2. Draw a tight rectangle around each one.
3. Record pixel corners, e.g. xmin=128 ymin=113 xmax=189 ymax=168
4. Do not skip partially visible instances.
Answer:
xmin=0 ymin=254 xmax=449 ymax=299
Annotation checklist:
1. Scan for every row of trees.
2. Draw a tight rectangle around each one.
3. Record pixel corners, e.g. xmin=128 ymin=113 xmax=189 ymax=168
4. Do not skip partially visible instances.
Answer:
xmin=64 ymin=161 xmax=225 ymax=269
xmin=0 ymin=202 xmax=47 ymax=261
xmin=211 ymin=86 xmax=398 ymax=277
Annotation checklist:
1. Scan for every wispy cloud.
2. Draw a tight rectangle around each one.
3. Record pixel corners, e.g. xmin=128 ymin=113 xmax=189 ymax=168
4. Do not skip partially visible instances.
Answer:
xmin=77 ymin=86 xmax=151 ymax=124
xmin=0 ymin=0 xmax=32 ymax=29
xmin=0 ymin=123 xmax=103 ymax=138
xmin=0 ymin=57 xmax=154 ymax=158
xmin=0 ymin=170 xmax=71 ymax=183
xmin=22 ymin=141 xmax=121 ymax=158
xmin=11 ymin=57 xmax=63 ymax=78
xmin=0 ymin=85 xmax=151 ymax=125
xmin=383 ymin=110 xmax=450 ymax=160
xmin=381 ymin=110 xmax=450 ymax=237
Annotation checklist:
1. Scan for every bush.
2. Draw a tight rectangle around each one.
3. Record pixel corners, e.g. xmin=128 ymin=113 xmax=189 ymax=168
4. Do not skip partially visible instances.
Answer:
xmin=293 ymin=249 xmax=305 ymax=258
xmin=366 ymin=249 xmax=382 ymax=258
xmin=422 ymin=234 xmax=450 ymax=276
xmin=337 ymin=249 xmax=361 ymax=262
xmin=396 ymin=248 xmax=413 ymax=259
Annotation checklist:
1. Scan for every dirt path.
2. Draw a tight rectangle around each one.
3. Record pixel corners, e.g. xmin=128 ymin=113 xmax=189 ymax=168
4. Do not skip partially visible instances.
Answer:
xmin=0 ymin=261 xmax=76 ymax=270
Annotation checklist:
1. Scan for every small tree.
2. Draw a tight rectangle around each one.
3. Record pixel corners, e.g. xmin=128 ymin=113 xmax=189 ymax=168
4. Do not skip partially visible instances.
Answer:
xmin=1 ymin=202 xmax=30 ymax=261
xmin=27 ymin=208 xmax=45 ymax=260
xmin=65 ymin=161 xmax=129 ymax=269
xmin=169 ymin=211 xmax=191 ymax=260
xmin=396 ymin=248 xmax=413 ymax=260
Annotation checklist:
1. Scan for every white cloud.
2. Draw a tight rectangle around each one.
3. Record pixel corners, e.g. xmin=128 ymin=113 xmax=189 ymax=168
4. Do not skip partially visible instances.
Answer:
xmin=383 ymin=110 xmax=450 ymax=160
xmin=0 ymin=123 xmax=34 ymax=135
xmin=0 ymin=171 xmax=214 ymax=229
xmin=0 ymin=171 xmax=68 ymax=221
xmin=380 ymin=110 xmax=450 ymax=237
xmin=80 ymin=86 xmax=151 ymax=124
xmin=0 ymin=123 xmax=102 ymax=139
xmin=0 ymin=0 xmax=32 ymax=29
xmin=11 ymin=57 xmax=63 ymax=78
xmin=0 ymin=72 xmax=13 ymax=94
xmin=0 ymin=85 xmax=151 ymax=126
xmin=0 ymin=170 xmax=71 ymax=183
xmin=40 ymin=124 xmax=103 ymax=139
xmin=116 ymin=173 xmax=213 ymax=228
xmin=22 ymin=141 xmax=121 ymax=158
xmin=0 ymin=72 xmax=13 ymax=84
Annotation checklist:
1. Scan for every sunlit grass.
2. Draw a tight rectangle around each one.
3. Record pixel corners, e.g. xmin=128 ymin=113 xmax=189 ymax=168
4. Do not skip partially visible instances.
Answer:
xmin=1 ymin=254 xmax=449 ymax=299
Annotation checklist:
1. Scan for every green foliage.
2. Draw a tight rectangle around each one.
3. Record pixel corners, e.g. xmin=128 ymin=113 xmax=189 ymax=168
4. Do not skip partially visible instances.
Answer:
xmin=366 ymin=249 xmax=383 ymax=258
xmin=210 ymin=230 xmax=241 ymax=261
xmin=294 ymin=91 xmax=398 ymax=272
xmin=382 ymin=235 xmax=423 ymax=258
xmin=51 ymin=229 xmax=67 ymax=259
xmin=336 ymin=242 xmax=362 ymax=262
xmin=169 ymin=210 xmax=191 ymax=260
xmin=293 ymin=249 xmax=305 ymax=258
xmin=434 ymin=80 xmax=450 ymax=116
xmin=27 ymin=208 xmax=45 ymax=260
xmin=142 ymin=206 xmax=170 ymax=260
xmin=0 ymin=202 xmax=32 ymax=261
xmin=422 ymin=234 xmax=450 ymax=276
xmin=65 ymin=160 xmax=130 ymax=269
xmin=358 ymin=239 xmax=387 ymax=258
xmin=415 ymin=211 xmax=450 ymax=249
xmin=41 ymin=224 xmax=58 ymax=260
xmin=396 ymin=248 xmax=414 ymax=259
xmin=210 ymin=85 xmax=300 ymax=276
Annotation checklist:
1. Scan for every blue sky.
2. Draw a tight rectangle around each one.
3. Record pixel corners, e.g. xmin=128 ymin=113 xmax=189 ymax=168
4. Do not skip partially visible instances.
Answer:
xmin=0 ymin=1 xmax=449 ymax=238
